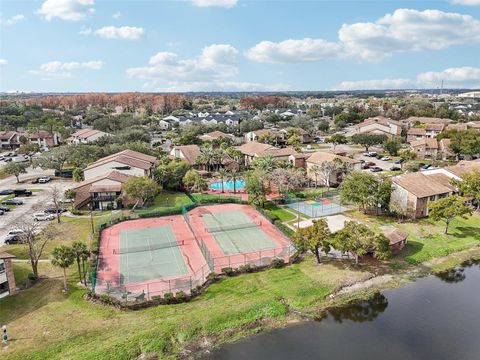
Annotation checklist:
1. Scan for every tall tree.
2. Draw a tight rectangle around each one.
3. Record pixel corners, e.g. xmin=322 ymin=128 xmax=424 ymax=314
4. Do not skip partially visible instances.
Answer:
xmin=351 ymin=134 xmax=387 ymax=152
xmin=270 ymin=168 xmax=305 ymax=199
xmin=71 ymin=241 xmax=90 ymax=285
xmin=4 ymin=162 xmax=28 ymax=183
xmin=452 ymin=171 xmax=480 ymax=211
xmin=429 ymin=195 xmax=472 ymax=234
xmin=51 ymin=245 xmax=76 ymax=291
xmin=293 ymin=219 xmax=332 ymax=264
xmin=245 ymin=170 xmax=271 ymax=207
xmin=384 ymin=139 xmax=401 ymax=156
xmin=326 ymin=134 xmax=347 ymax=149
xmin=123 ymin=176 xmax=160 ymax=210
xmin=183 ymin=170 xmax=207 ymax=193
xmin=33 ymin=146 xmax=71 ymax=171
xmin=317 ymin=158 xmax=352 ymax=190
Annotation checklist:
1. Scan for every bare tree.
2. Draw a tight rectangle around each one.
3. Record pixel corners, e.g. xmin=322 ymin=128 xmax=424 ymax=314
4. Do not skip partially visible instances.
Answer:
xmin=16 ymin=220 xmax=58 ymax=279
xmin=318 ymin=158 xmax=353 ymax=191
xmin=50 ymin=185 xmax=62 ymax=223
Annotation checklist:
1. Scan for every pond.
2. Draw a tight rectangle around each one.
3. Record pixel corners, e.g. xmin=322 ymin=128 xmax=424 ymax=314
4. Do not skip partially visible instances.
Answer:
xmin=208 ymin=179 xmax=245 ymax=191
xmin=205 ymin=260 xmax=480 ymax=360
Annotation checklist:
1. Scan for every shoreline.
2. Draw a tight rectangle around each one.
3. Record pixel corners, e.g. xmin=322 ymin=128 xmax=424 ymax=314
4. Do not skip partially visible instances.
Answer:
xmin=189 ymin=245 xmax=480 ymax=359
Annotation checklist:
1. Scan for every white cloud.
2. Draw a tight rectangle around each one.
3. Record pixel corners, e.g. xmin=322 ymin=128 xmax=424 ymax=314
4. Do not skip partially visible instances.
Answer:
xmin=333 ymin=66 xmax=480 ymax=90
xmin=191 ymin=0 xmax=237 ymax=8
xmin=127 ymin=44 xmax=239 ymax=82
xmin=247 ymin=8 xmax=480 ymax=63
xmin=1 ymin=14 xmax=25 ymax=26
xmin=417 ymin=67 xmax=480 ymax=87
xmin=246 ymin=38 xmax=342 ymax=63
xmin=30 ymin=60 xmax=104 ymax=79
xmin=81 ymin=26 xmax=145 ymax=40
xmin=127 ymin=44 xmax=287 ymax=91
xmin=0 ymin=59 xmax=7 ymax=66
xmin=450 ymin=0 xmax=480 ymax=5
xmin=333 ymin=79 xmax=413 ymax=91
xmin=112 ymin=11 xmax=121 ymax=19
xmin=38 ymin=0 xmax=94 ymax=21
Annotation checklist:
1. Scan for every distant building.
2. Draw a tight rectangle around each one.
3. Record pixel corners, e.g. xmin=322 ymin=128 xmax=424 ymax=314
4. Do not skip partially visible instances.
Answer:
xmin=350 ymin=116 xmax=403 ymax=138
xmin=198 ymin=131 xmax=235 ymax=143
xmin=67 ymin=128 xmax=111 ymax=144
xmin=244 ymin=129 xmax=285 ymax=144
xmin=305 ymin=151 xmax=361 ymax=186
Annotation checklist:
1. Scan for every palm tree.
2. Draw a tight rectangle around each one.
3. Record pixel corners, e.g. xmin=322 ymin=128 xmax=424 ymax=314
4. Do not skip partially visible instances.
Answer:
xmin=51 ymin=245 xmax=75 ymax=291
xmin=196 ymin=146 xmax=222 ymax=172
xmin=227 ymin=170 xmax=243 ymax=194
xmin=218 ymin=168 xmax=229 ymax=193
xmin=72 ymin=241 xmax=90 ymax=285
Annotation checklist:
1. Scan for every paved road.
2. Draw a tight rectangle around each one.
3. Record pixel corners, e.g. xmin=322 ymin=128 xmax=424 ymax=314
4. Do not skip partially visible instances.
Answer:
xmin=0 ymin=172 xmax=73 ymax=245
xmin=356 ymin=154 xmax=397 ymax=171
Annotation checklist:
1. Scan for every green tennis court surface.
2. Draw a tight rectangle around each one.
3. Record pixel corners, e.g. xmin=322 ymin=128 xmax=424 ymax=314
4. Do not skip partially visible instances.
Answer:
xmin=119 ymin=225 xmax=188 ymax=284
xmin=202 ymin=211 xmax=276 ymax=255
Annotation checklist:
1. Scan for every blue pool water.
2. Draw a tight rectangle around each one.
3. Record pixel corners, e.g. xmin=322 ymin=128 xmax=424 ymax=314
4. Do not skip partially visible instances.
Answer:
xmin=209 ymin=179 xmax=245 ymax=191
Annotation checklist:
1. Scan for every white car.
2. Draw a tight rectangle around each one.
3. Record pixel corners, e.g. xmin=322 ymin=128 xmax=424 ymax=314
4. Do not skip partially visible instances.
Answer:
xmin=380 ymin=156 xmax=391 ymax=161
xmin=33 ymin=213 xmax=55 ymax=221
xmin=38 ymin=176 xmax=51 ymax=184
xmin=7 ymin=229 xmax=24 ymax=236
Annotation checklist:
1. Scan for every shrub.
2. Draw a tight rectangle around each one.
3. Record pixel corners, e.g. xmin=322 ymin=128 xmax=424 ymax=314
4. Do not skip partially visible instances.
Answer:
xmin=175 ymin=291 xmax=189 ymax=302
xmin=163 ymin=292 xmax=175 ymax=304
xmin=289 ymin=252 xmax=303 ymax=264
xmin=270 ymin=258 xmax=285 ymax=269
xmin=221 ymin=267 xmax=235 ymax=276
xmin=206 ymin=273 xmax=217 ymax=282
xmin=151 ymin=295 xmax=163 ymax=301
xmin=238 ymin=264 xmax=254 ymax=273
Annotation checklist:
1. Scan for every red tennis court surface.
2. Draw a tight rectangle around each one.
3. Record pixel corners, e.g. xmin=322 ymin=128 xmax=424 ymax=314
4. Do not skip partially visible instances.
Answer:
xmin=94 ymin=204 xmax=292 ymax=300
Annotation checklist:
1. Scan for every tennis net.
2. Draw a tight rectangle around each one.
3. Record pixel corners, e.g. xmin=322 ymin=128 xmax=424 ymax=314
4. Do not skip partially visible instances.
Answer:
xmin=113 ymin=240 xmax=185 ymax=255
xmin=206 ymin=221 xmax=262 ymax=234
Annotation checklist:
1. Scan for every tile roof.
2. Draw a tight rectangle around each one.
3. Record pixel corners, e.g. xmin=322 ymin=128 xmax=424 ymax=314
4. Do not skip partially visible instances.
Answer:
xmin=444 ymin=160 xmax=480 ymax=178
xmin=84 ymin=154 xmax=153 ymax=171
xmin=261 ymin=147 xmax=298 ymax=158
xmin=446 ymin=123 xmax=468 ymax=131
xmin=410 ymin=138 xmax=438 ymax=149
xmin=379 ymin=226 xmax=408 ymax=246
xmin=407 ymin=128 xmax=426 ymax=136
xmin=74 ymin=171 xmax=132 ymax=189
xmin=198 ymin=131 xmax=233 ymax=141
xmin=171 ymin=145 xmax=201 ymax=165
xmin=403 ymin=116 xmax=452 ymax=124
xmin=0 ymin=251 xmax=16 ymax=259
xmin=237 ymin=141 xmax=275 ymax=156
xmin=425 ymin=123 xmax=445 ymax=131
xmin=393 ymin=172 xmax=452 ymax=198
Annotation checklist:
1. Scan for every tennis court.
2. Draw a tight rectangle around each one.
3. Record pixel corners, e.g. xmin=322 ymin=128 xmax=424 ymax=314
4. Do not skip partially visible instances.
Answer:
xmin=118 ymin=225 xmax=188 ymax=284
xmin=201 ymin=210 xmax=277 ymax=255
xmin=287 ymin=198 xmax=347 ymax=218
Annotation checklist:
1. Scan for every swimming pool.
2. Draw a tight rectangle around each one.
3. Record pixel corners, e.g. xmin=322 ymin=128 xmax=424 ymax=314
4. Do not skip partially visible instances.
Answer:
xmin=209 ymin=179 xmax=245 ymax=191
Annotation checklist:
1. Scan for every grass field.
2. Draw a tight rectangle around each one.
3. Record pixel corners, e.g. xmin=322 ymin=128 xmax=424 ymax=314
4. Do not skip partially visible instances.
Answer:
xmin=0 ymin=256 xmax=370 ymax=360
xmin=263 ymin=203 xmax=296 ymax=222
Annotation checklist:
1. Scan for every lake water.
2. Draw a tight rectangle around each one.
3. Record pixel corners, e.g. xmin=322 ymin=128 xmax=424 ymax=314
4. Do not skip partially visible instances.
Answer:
xmin=205 ymin=260 xmax=480 ymax=360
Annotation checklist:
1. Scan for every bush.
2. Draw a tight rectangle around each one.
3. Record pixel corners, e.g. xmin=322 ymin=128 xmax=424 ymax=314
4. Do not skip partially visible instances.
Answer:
xmin=221 ymin=267 xmax=235 ymax=276
xmin=175 ymin=291 xmax=189 ymax=302
xmin=238 ymin=264 xmax=255 ymax=273
xmin=270 ymin=258 xmax=285 ymax=269
xmin=289 ymin=252 xmax=303 ymax=264
xmin=274 ymin=220 xmax=295 ymax=237
xmin=163 ymin=292 xmax=175 ymax=304
xmin=206 ymin=273 xmax=217 ymax=282
xmin=151 ymin=295 xmax=163 ymax=301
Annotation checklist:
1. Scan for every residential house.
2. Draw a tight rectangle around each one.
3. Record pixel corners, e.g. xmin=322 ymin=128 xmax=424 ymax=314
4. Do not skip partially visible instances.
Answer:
xmin=169 ymin=145 xmax=201 ymax=166
xmin=407 ymin=128 xmax=427 ymax=142
xmin=305 ymin=151 xmax=361 ymax=186
xmin=438 ymin=139 xmax=452 ymax=160
xmin=425 ymin=123 xmax=445 ymax=138
xmin=0 ymin=131 xmax=17 ymax=148
xmin=67 ymin=128 xmax=111 ymax=144
xmin=72 ymin=171 xmax=132 ymax=210
xmin=161 ymin=113 xmax=241 ymax=128
xmin=0 ymin=252 xmax=17 ymax=298
xmin=20 ymin=131 xmax=60 ymax=148
xmin=198 ymin=131 xmax=235 ymax=143
xmin=350 ymin=116 xmax=403 ymax=138
xmin=237 ymin=141 xmax=275 ymax=165
xmin=244 ymin=129 xmax=286 ymax=145
xmin=83 ymin=149 xmax=158 ymax=180
xmin=402 ymin=117 xmax=452 ymax=126
xmin=446 ymin=123 xmax=468 ymax=132
xmin=390 ymin=172 xmax=455 ymax=219
xmin=410 ymin=138 xmax=439 ymax=159
xmin=280 ymin=128 xmax=313 ymax=143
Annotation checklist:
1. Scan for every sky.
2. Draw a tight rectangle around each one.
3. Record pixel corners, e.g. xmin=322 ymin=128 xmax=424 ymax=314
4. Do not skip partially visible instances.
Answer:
xmin=1 ymin=0 xmax=480 ymax=93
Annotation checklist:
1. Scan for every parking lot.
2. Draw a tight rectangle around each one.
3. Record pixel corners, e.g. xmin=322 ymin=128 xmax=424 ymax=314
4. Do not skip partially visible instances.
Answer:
xmin=0 ymin=171 xmax=73 ymax=244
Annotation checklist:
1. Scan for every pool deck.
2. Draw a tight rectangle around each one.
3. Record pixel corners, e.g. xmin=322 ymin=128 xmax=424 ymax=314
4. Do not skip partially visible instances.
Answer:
xmin=205 ymin=189 xmax=281 ymax=201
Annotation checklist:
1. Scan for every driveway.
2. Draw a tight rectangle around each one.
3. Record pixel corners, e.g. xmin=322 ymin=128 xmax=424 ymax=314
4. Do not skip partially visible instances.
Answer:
xmin=356 ymin=154 xmax=396 ymax=171
xmin=0 ymin=176 xmax=73 ymax=244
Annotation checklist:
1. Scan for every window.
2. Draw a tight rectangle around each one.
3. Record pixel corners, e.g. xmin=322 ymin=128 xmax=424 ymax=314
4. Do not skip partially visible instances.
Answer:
xmin=430 ymin=196 xmax=436 ymax=201
xmin=0 ymin=263 xmax=4 ymax=273
xmin=0 ymin=282 xmax=8 ymax=294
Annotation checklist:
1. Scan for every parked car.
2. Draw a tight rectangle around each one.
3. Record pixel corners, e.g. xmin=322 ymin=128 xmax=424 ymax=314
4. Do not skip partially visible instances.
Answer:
xmin=366 ymin=162 xmax=376 ymax=167
xmin=12 ymin=155 xmax=29 ymax=163
xmin=4 ymin=234 xmax=22 ymax=245
xmin=370 ymin=167 xmax=383 ymax=172
xmin=0 ymin=206 xmax=11 ymax=212
xmin=44 ymin=208 xmax=67 ymax=214
xmin=390 ymin=166 xmax=402 ymax=171
xmin=33 ymin=213 xmax=55 ymax=221
xmin=420 ymin=164 xmax=431 ymax=171
xmin=394 ymin=158 xmax=405 ymax=164
xmin=54 ymin=169 xmax=74 ymax=178
xmin=2 ymin=198 xmax=24 ymax=205
xmin=380 ymin=156 xmax=391 ymax=161
xmin=7 ymin=229 xmax=24 ymax=236
xmin=362 ymin=164 xmax=370 ymax=169
xmin=367 ymin=152 xmax=378 ymax=157
xmin=0 ymin=209 xmax=4 ymax=216
xmin=38 ymin=176 xmax=51 ymax=184
xmin=0 ymin=189 xmax=15 ymax=195
xmin=13 ymin=189 xmax=32 ymax=197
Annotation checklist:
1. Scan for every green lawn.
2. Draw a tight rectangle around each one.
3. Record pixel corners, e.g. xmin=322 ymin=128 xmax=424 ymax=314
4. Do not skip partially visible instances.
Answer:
xmin=136 ymin=191 xmax=192 ymax=215
xmin=0 ymin=256 xmax=368 ymax=360
xmin=352 ymin=211 xmax=480 ymax=264
xmin=264 ymin=203 xmax=296 ymax=222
